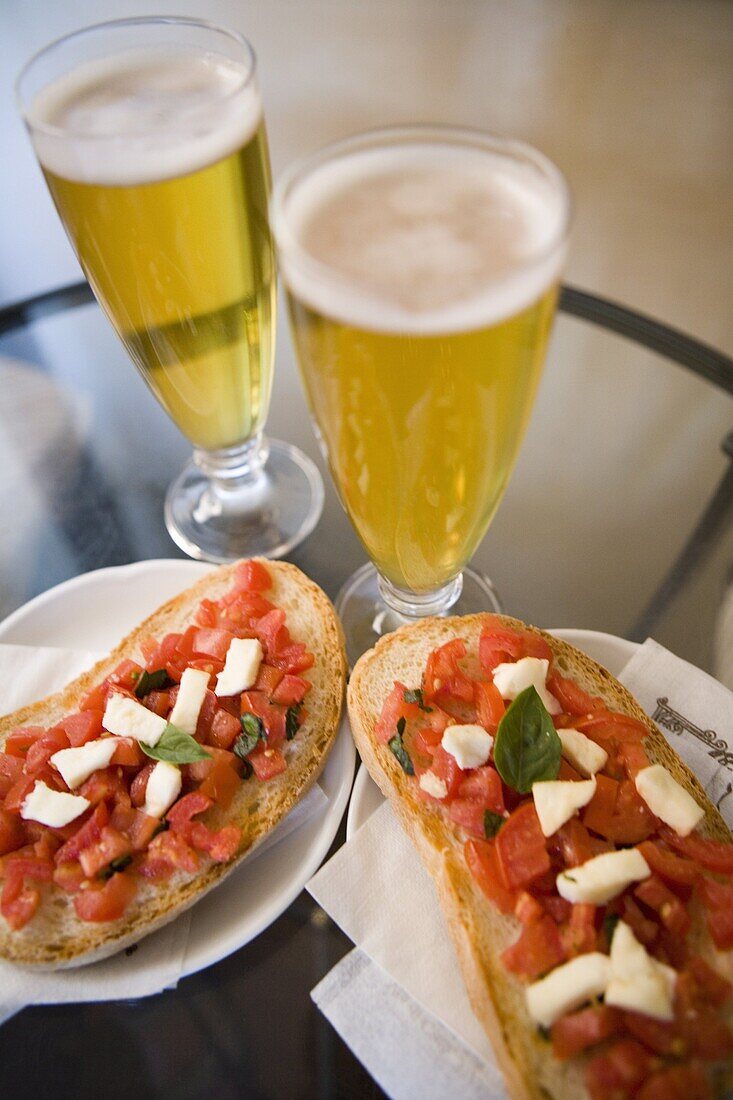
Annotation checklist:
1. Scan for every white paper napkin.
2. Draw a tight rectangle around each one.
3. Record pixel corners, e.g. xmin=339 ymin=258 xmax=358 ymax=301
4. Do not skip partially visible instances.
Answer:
xmin=308 ymin=638 xmax=733 ymax=1099
xmin=0 ymin=643 xmax=327 ymax=1023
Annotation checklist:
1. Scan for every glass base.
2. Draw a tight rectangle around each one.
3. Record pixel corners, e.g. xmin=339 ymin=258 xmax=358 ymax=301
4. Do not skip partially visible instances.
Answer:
xmin=164 ymin=435 xmax=324 ymax=563
xmin=335 ymin=562 xmax=502 ymax=668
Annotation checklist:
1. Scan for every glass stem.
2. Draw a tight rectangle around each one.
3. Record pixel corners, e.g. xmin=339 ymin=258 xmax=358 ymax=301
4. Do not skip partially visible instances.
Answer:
xmin=193 ymin=432 xmax=269 ymax=494
xmin=377 ymin=571 xmax=464 ymax=619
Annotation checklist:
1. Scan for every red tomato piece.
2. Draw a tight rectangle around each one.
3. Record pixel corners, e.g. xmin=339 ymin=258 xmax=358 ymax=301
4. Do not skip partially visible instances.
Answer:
xmin=555 ymin=818 xmax=594 ymax=868
xmin=252 ymin=662 xmax=284 ymax=697
xmin=561 ymin=902 xmax=598 ymax=957
xmin=495 ymin=802 xmax=550 ymax=891
xmin=674 ymin=971 xmax=733 ymax=1060
xmin=551 ymin=1005 xmax=622 ymax=1060
xmin=0 ymin=809 xmax=24 ymax=856
xmin=73 ymin=872 xmax=137 ymax=922
xmin=374 ymin=683 xmax=422 ymax=744
xmin=199 ymin=761 xmax=241 ymax=810
xmin=144 ymin=690 xmax=170 ymax=718
xmin=3 ymin=774 xmax=38 ymax=815
xmin=53 ymin=860 xmax=86 ymax=894
xmin=166 ymin=792 xmax=212 ymax=833
xmin=582 ymin=773 xmax=619 ymax=836
xmin=637 ymin=840 xmax=699 ymax=893
xmin=55 ymin=803 xmax=109 ymax=864
xmin=618 ymin=740 xmax=650 ymax=778
xmin=542 ymin=895 xmax=572 ymax=924
xmin=271 ymin=674 xmax=310 ymax=707
xmin=25 ymin=728 xmax=70 ymax=776
xmin=585 ymin=1039 xmax=653 ymax=1100
xmin=130 ymin=763 xmax=155 ymax=808
xmin=688 ymin=956 xmax=732 ymax=1007
xmin=0 ymin=753 xmax=24 ymax=798
xmin=256 ymin=608 xmax=288 ymax=655
xmin=637 ymin=1064 xmax=711 ymax=1100
xmin=58 ymin=711 xmax=103 ymax=747
xmin=191 ymin=627 xmax=235 ymax=662
xmin=80 ymin=682 xmax=109 ymax=713
xmin=478 ymin=619 xmax=524 ymax=673
xmin=4 ymin=727 xmax=46 ymax=757
xmin=464 ymin=838 xmax=516 ymax=914
xmin=448 ymin=800 xmax=491 ymax=837
xmin=706 ymin=905 xmax=733 ymax=950
xmin=78 ymin=826 xmax=132 ymax=878
xmin=271 ymin=642 xmax=314 ymax=674
xmin=145 ymin=830 xmax=199 ymax=874
xmin=423 ymin=639 xmax=474 ymax=703
xmin=110 ymin=738 xmax=146 ymax=768
xmin=547 ymin=673 xmax=604 ymax=717
xmin=189 ymin=823 xmax=240 ymax=862
xmin=514 ymin=890 xmax=543 ymax=926
xmin=634 ymin=875 xmax=691 ymax=938
xmin=474 ymin=680 xmax=505 ymax=732
xmin=109 ymin=659 xmax=144 ymax=690
xmin=456 ymin=766 xmax=505 ymax=814
xmin=622 ymin=1012 xmax=684 ymax=1058
xmin=621 ymin=896 xmax=658 ymax=947
xmin=235 ymin=560 xmax=272 ymax=591
xmin=125 ymin=811 xmax=160 ymax=852
xmin=604 ymin=780 xmax=657 ymax=844
xmin=429 ymin=745 xmax=463 ymax=800
xmin=661 ymin=827 xmax=733 ymax=874
xmin=1 ymin=856 xmax=53 ymax=930
xmin=208 ymin=709 xmax=242 ymax=750
xmin=249 ymin=744 xmax=287 ymax=782
xmin=501 ymin=915 xmax=565 ymax=980
xmin=79 ymin=767 xmax=128 ymax=809
xmin=575 ymin=709 xmax=648 ymax=743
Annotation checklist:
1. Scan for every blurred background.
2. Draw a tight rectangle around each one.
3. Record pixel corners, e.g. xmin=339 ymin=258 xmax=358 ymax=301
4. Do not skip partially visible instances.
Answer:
xmin=1 ymin=0 xmax=732 ymax=672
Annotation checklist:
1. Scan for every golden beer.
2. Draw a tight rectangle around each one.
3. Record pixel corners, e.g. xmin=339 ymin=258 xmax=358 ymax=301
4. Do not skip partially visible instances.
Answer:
xmin=28 ymin=50 xmax=275 ymax=451
xmin=276 ymin=138 xmax=567 ymax=593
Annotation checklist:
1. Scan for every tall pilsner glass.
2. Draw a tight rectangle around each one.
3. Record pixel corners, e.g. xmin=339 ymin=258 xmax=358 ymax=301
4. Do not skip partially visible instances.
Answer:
xmin=17 ymin=17 xmax=323 ymax=563
xmin=273 ymin=127 xmax=571 ymax=664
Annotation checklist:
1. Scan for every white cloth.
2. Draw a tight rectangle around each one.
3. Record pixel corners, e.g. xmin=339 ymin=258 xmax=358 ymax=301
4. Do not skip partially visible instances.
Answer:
xmin=308 ymin=639 xmax=733 ymax=1099
xmin=0 ymin=644 xmax=326 ymax=1022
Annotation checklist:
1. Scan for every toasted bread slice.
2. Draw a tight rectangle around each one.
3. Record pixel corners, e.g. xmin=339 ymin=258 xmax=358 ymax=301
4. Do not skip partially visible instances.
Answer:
xmin=348 ymin=614 xmax=733 ymax=1100
xmin=0 ymin=560 xmax=346 ymax=970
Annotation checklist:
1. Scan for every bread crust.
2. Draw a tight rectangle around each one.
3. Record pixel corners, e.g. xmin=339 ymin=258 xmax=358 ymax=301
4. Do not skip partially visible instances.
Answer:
xmin=0 ymin=560 xmax=346 ymax=969
xmin=348 ymin=613 xmax=733 ymax=1100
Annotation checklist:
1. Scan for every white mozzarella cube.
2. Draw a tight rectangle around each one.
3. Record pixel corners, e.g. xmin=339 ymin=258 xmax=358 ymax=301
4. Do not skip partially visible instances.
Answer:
xmin=21 ymin=780 xmax=90 ymax=828
xmin=526 ymin=953 xmax=611 ymax=1028
xmin=143 ymin=761 xmax=182 ymax=820
xmin=418 ymin=771 xmax=448 ymax=800
xmin=103 ymin=692 xmax=168 ymax=747
xmin=50 ymin=738 xmax=117 ymax=790
xmin=492 ymin=657 xmax=561 ymax=715
xmin=532 ymin=777 xmax=597 ymax=838
xmin=635 ymin=764 xmax=705 ymax=837
xmin=215 ymin=638 xmax=263 ymax=698
xmin=169 ymin=667 xmax=210 ymax=736
xmin=558 ymin=727 xmax=608 ymax=777
xmin=605 ymin=921 xmax=676 ymax=1021
xmin=441 ymin=724 xmax=493 ymax=770
xmin=556 ymin=847 xmax=651 ymax=905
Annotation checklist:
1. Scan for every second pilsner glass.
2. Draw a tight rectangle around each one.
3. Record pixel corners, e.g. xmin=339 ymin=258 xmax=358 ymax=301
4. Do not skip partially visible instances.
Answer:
xmin=273 ymin=127 xmax=571 ymax=664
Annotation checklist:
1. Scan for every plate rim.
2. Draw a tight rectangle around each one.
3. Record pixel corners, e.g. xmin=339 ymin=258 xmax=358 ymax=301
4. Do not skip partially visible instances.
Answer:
xmin=0 ymin=559 xmax=355 ymax=980
xmin=345 ymin=627 xmax=639 ymax=841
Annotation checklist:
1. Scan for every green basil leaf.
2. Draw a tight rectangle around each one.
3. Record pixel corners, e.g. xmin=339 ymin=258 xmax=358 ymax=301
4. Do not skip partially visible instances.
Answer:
xmin=388 ymin=731 xmax=414 ymax=775
xmin=234 ymin=713 xmax=266 ymax=761
xmin=403 ymin=688 xmax=432 ymax=712
xmin=134 ymin=668 xmax=171 ymax=699
xmin=483 ymin=811 xmax=505 ymax=839
xmin=99 ymin=854 xmax=133 ymax=881
xmin=285 ymin=704 xmax=301 ymax=741
xmin=141 ymin=723 xmax=212 ymax=764
xmin=493 ymin=685 xmax=561 ymax=793
xmin=396 ymin=716 xmax=406 ymax=737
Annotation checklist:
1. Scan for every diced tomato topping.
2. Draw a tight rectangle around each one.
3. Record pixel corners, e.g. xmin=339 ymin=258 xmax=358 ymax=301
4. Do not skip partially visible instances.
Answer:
xmin=80 ymin=682 xmax=109 ymax=712
xmin=495 ymin=802 xmax=550 ymax=891
xmin=78 ymin=827 xmax=132 ymax=878
xmin=144 ymin=690 xmax=170 ymax=717
xmin=271 ymin=642 xmax=314 ymax=674
xmin=110 ymin=738 xmax=146 ymax=768
xmin=478 ymin=619 xmax=524 ymax=673
xmin=551 ymin=1005 xmax=622 ymax=1060
xmin=242 ymin=693 xmax=287 ymax=749
xmin=0 ymin=809 xmax=25 ymax=856
xmin=637 ymin=1064 xmax=711 ymax=1100
xmin=423 ymin=639 xmax=474 ymax=703
xmin=53 ymin=860 xmax=86 ymax=894
xmin=375 ymin=682 xmax=423 ymax=744
xmin=199 ymin=760 xmax=241 ymax=810
xmin=271 ymin=674 xmax=310 ymax=707
xmin=109 ymin=659 xmax=143 ymax=690
xmin=547 ymin=672 xmax=604 ymax=717
xmin=79 ymin=767 xmax=129 ymax=810
xmin=618 ymin=740 xmax=650 ymax=778
xmin=542 ymin=895 xmax=572 ymax=924
xmin=57 ymin=711 xmax=103 ymax=747
xmin=73 ymin=872 xmax=137 ymax=922
xmin=126 ymin=811 xmax=160 ymax=852
xmin=456 ymin=766 xmax=505 ymax=815
xmin=166 ymin=791 xmax=212 ymax=832
xmin=25 ymin=727 xmax=70 ymax=775
xmin=144 ymin=830 xmax=199 ymax=874
xmin=188 ymin=823 xmax=240 ymax=862
xmin=637 ymin=840 xmax=699 ymax=892
xmin=582 ymin=773 xmax=618 ymax=836
xmin=623 ymin=1012 xmax=686 ymax=1058
xmin=429 ymin=744 xmax=463 ymax=800
xmin=448 ymin=800 xmax=491 ymax=837
xmin=55 ymin=803 xmax=109 ymax=864
xmin=634 ymin=875 xmax=691 ymax=938
xmin=575 ymin=709 xmax=648 ymax=744
xmin=0 ymin=753 xmax=24 ymax=797
xmin=674 ymin=971 xmax=733 ymax=1061
xmin=235 ymin=559 xmax=272 ymax=591
xmin=585 ymin=1039 xmax=653 ymax=1100
xmin=249 ymin=744 xmax=287 ymax=782
xmin=583 ymin=775 xmax=656 ymax=844
xmin=3 ymin=774 xmax=38 ymax=814
xmin=191 ymin=627 xmax=235 ymax=662
xmin=130 ymin=763 xmax=155 ymax=808
xmin=473 ymin=680 xmax=505 ymax=732
xmin=1 ymin=856 xmax=53 ymax=930
xmin=502 ymin=914 xmax=565 ymax=980
xmin=661 ymin=827 xmax=733 ymax=874
xmin=208 ymin=708 xmax=242 ymax=750
xmin=687 ymin=956 xmax=732 ymax=1007
xmin=4 ymin=727 xmax=46 ymax=757
xmin=555 ymin=818 xmax=594 ymax=868
xmin=706 ymin=904 xmax=733 ymax=950
xmin=561 ymin=902 xmax=598 ymax=957
xmin=253 ymin=662 xmax=284 ymax=697
xmin=620 ymin=896 xmax=658 ymax=947
xmin=464 ymin=838 xmax=516 ymax=915
xmin=514 ymin=890 xmax=543 ymax=925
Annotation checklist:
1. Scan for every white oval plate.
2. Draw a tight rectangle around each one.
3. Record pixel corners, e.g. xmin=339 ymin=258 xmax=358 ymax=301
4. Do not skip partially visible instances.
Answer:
xmin=346 ymin=628 xmax=638 ymax=839
xmin=0 ymin=560 xmax=355 ymax=979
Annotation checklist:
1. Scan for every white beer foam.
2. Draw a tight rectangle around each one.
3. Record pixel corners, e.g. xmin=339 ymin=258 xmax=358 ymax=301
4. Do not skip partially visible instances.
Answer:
xmin=26 ymin=48 xmax=262 ymax=187
xmin=276 ymin=143 xmax=568 ymax=335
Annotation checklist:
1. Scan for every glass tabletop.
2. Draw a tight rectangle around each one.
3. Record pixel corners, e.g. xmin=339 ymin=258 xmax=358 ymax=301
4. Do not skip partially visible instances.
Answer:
xmin=0 ymin=282 xmax=731 ymax=1098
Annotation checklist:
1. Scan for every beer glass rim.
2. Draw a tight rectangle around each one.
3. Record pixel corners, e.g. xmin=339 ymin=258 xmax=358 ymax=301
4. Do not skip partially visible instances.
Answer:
xmin=15 ymin=15 xmax=257 ymax=139
xmin=272 ymin=124 xmax=573 ymax=291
